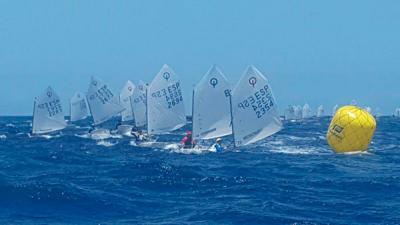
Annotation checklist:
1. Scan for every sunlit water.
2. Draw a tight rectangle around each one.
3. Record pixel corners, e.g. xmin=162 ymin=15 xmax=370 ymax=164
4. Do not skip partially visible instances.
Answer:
xmin=0 ymin=116 xmax=399 ymax=224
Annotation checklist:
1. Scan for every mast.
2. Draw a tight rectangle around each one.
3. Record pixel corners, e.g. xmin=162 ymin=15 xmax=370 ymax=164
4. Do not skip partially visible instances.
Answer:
xmin=129 ymin=95 xmax=136 ymax=126
xmin=32 ymin=98 xmax=37 ymax=134
xmin=228 ymin=90 xmax=236 ymax=148
xmin=145 ymin=87 xmax=149 ymax=134
xmin=191 ymin=88 xmax=195 ymax=138
xmin=86 ymin=94 xmax=95 ymax=127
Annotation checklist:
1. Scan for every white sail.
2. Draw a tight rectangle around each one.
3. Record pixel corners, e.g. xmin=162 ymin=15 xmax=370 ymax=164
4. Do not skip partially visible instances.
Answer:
xmin=395 ymin=108 xmax=400 ymax=117
xmin=32 ymin=86 xmax=67 ymax=134
xmin=316 ymin=105 xmax=324 ymax=117
xmin=130 ymin=80 xmax=148 ymax=127
xmin=284 ymin=105 xmax=296 ymax=120
xmin=294 ymin=105 xmax=302 ymax=119
xmin=302 ymin=103 xmax=311 ymax=118
xmin=70 ymin=92 xmax=89 ymax=122
xmin=119 ymin=80 xmax=135 ymax=122
xmin=147 ymin=64 xmax=186 ymax=134
xmin=365 ymin=106 xmax=372 ymax=114
xmin=231 ymin=65 xmax=282 ymax=146
xmin=192 ymin=65 xmax=232 ymax=140
xmin=86 ymin=76 xmax=125 ymax=125
xmin=332 ymin=104 xmax=339 ymax=116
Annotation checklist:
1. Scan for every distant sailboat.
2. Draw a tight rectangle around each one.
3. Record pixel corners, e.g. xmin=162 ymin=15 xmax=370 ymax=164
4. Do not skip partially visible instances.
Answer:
xmin=119 ymin=80 xmax=135 ymax=122
xmin=231 ymin=65 xmax=282 ymax=147
xmin=316 ymin=105 xmax=324 ymax=117
xmin=302 ymin=103 xmax=311 ymax=119
xmin=118 ymin=80 xmax=135 ymax=135
xmin=332 ymin=104 xmax=339 ymax=116
xmin=294 ymin=105 xmax=302 ymax=119
xmin=284 ymin=105 xmax=296 ymax=120
xmin=394 ymin=108 xmax=400 ymax=117
xmin=86 ymin=76 xmax=125 ymax=139
xmin=70 ymin=92 xmax=90 ymax=122
xmin=147 ymin=64 xmax=186 ymax=134
xmin=192 ymin=65 xmax=232 ymax=140
xmin=365 ymin=106 xmax=372 ymax=114
xmin=32 ymin=86 xmax=67 ymax=134
xmin=130 ymin=80 xmax=148 ymax=128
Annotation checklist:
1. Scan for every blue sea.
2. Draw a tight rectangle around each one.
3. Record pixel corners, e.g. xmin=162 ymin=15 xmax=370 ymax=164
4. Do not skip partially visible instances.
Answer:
xmin=0 ymin=116 xmax=399 ymax=225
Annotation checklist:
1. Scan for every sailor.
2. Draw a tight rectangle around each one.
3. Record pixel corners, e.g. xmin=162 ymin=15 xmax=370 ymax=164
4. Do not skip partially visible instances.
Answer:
xmin=181 ymin=131 xmax=195 ymax=149
xmin=132 ymin=128 xmax=145 ymax=142
xmin=211 ymin=138 xmax=224 ymax=153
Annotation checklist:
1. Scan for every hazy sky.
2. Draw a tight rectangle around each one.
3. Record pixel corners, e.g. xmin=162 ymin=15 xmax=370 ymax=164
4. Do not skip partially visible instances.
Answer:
xmin=1 ymin=0 xmax=399 ymax=115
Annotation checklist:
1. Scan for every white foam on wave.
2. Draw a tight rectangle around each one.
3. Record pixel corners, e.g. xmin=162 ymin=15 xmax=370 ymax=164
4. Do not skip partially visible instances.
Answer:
xmin=164 ymin=143 xmax=215 ymax=154
xmin=96 ymin=140 xmax=117 ymax=147
xmin=342 ymin=151 xmax=373 ymax=156
xmin=286 ymin=135 xmax=317 ymax=141
xmin=75 ymin=133 xmax=90 ymax=139
xmin=269 ymin=146 xmax=329 ymax=155
xmin=6 ymin=123 xmax=15 ymax=127
xmin=36 ymin=134 xmax=61 ymax=139
xmin=0 ymin=134 xmax=7 ymax=139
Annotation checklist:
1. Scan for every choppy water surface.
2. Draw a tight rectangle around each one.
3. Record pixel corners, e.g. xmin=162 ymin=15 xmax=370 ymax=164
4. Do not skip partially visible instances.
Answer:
xmin=0 ymin=116 xmax=399 ymax=225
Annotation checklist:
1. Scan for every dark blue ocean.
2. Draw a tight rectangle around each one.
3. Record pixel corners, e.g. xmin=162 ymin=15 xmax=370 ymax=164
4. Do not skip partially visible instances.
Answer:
xmin=0 ymin=116 xmax=399 ymax=225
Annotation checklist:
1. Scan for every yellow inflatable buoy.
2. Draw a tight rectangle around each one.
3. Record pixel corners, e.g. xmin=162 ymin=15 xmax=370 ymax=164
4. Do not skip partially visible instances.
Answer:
xmin=327 ymin=105 xmax=376 ymax=153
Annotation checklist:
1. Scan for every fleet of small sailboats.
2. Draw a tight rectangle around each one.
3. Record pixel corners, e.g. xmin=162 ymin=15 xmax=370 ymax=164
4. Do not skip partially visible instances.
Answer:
xmin=31 ymin=64 xmax=394 ymax=149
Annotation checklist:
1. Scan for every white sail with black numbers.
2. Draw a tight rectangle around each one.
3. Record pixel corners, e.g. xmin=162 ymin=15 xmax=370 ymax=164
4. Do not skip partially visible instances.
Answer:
xmin=147 ymin=64 xmax=186 ymax=134
xmin=70 ymin=92 xmax=90 ymax=122
xmin=86 ymin=76 xmax=124 ymax=125
xmin=32 ymin=86 xmax=67 ymax=134
xmin=119 ymin=80 xmax=135 ymax=122
xmin=192 ymin=65 xmax=232 ymax=140
xmin=131 ymin=80 xmax=148 ymax=127
xmin=232 ymin=65 xmax=282 ymax=146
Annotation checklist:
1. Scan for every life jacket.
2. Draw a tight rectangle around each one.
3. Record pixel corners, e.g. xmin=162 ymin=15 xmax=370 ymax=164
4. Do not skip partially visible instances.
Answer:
xmin=182 ymin=135 xmax=193 ymax=148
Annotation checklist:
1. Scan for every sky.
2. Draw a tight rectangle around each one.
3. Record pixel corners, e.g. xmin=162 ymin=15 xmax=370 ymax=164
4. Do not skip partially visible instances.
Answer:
xmin=0 ymin=0 xmax=399 ymax=115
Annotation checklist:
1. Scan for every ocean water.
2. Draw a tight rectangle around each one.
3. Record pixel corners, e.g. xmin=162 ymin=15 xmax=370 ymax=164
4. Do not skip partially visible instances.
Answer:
xmin=0 ymin=116 xmax=399 ymax=225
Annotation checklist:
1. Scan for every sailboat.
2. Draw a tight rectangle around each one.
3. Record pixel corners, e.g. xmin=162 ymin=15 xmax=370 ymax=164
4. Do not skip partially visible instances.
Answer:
xmin=118 ymin=80 xmax=135 ymax=135
xmin=284 ymin=105 xmax=296 ymax=120
xmin=294 ymin=105 xmax=302 ymax=119
xmin=86 ymin=76 xmax=125 ymax=139
xmin=130 ymin=80 xmax=148 ymax=128
xmin=32 ymin=86 xmax=67 ymax=135
xmin=332 ymin=104 xmax=339 ymax=116
xmin=70 ymin=92 xmax=90 ymax=122
xmin=365 ymin=106 xmax=372 ymax=114
xmin=316 ymin=105 xmax=324 ymax=117
xmin=147 ymin=64 xmax=186 ymax=134
xmin=394 ymin=108 xmax=400 ymax=117
xmin=231 ymin=65 xmax=282 ymax=147
xmin=302 ymin=103 xmax=311 ymax=119
xmin=192 ymin=65 xmax=232 ymax=142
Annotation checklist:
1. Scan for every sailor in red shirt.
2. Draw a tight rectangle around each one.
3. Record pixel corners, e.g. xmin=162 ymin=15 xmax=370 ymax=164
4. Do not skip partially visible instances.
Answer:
xmin=181 ymin=131 xmax=196 ymax=149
